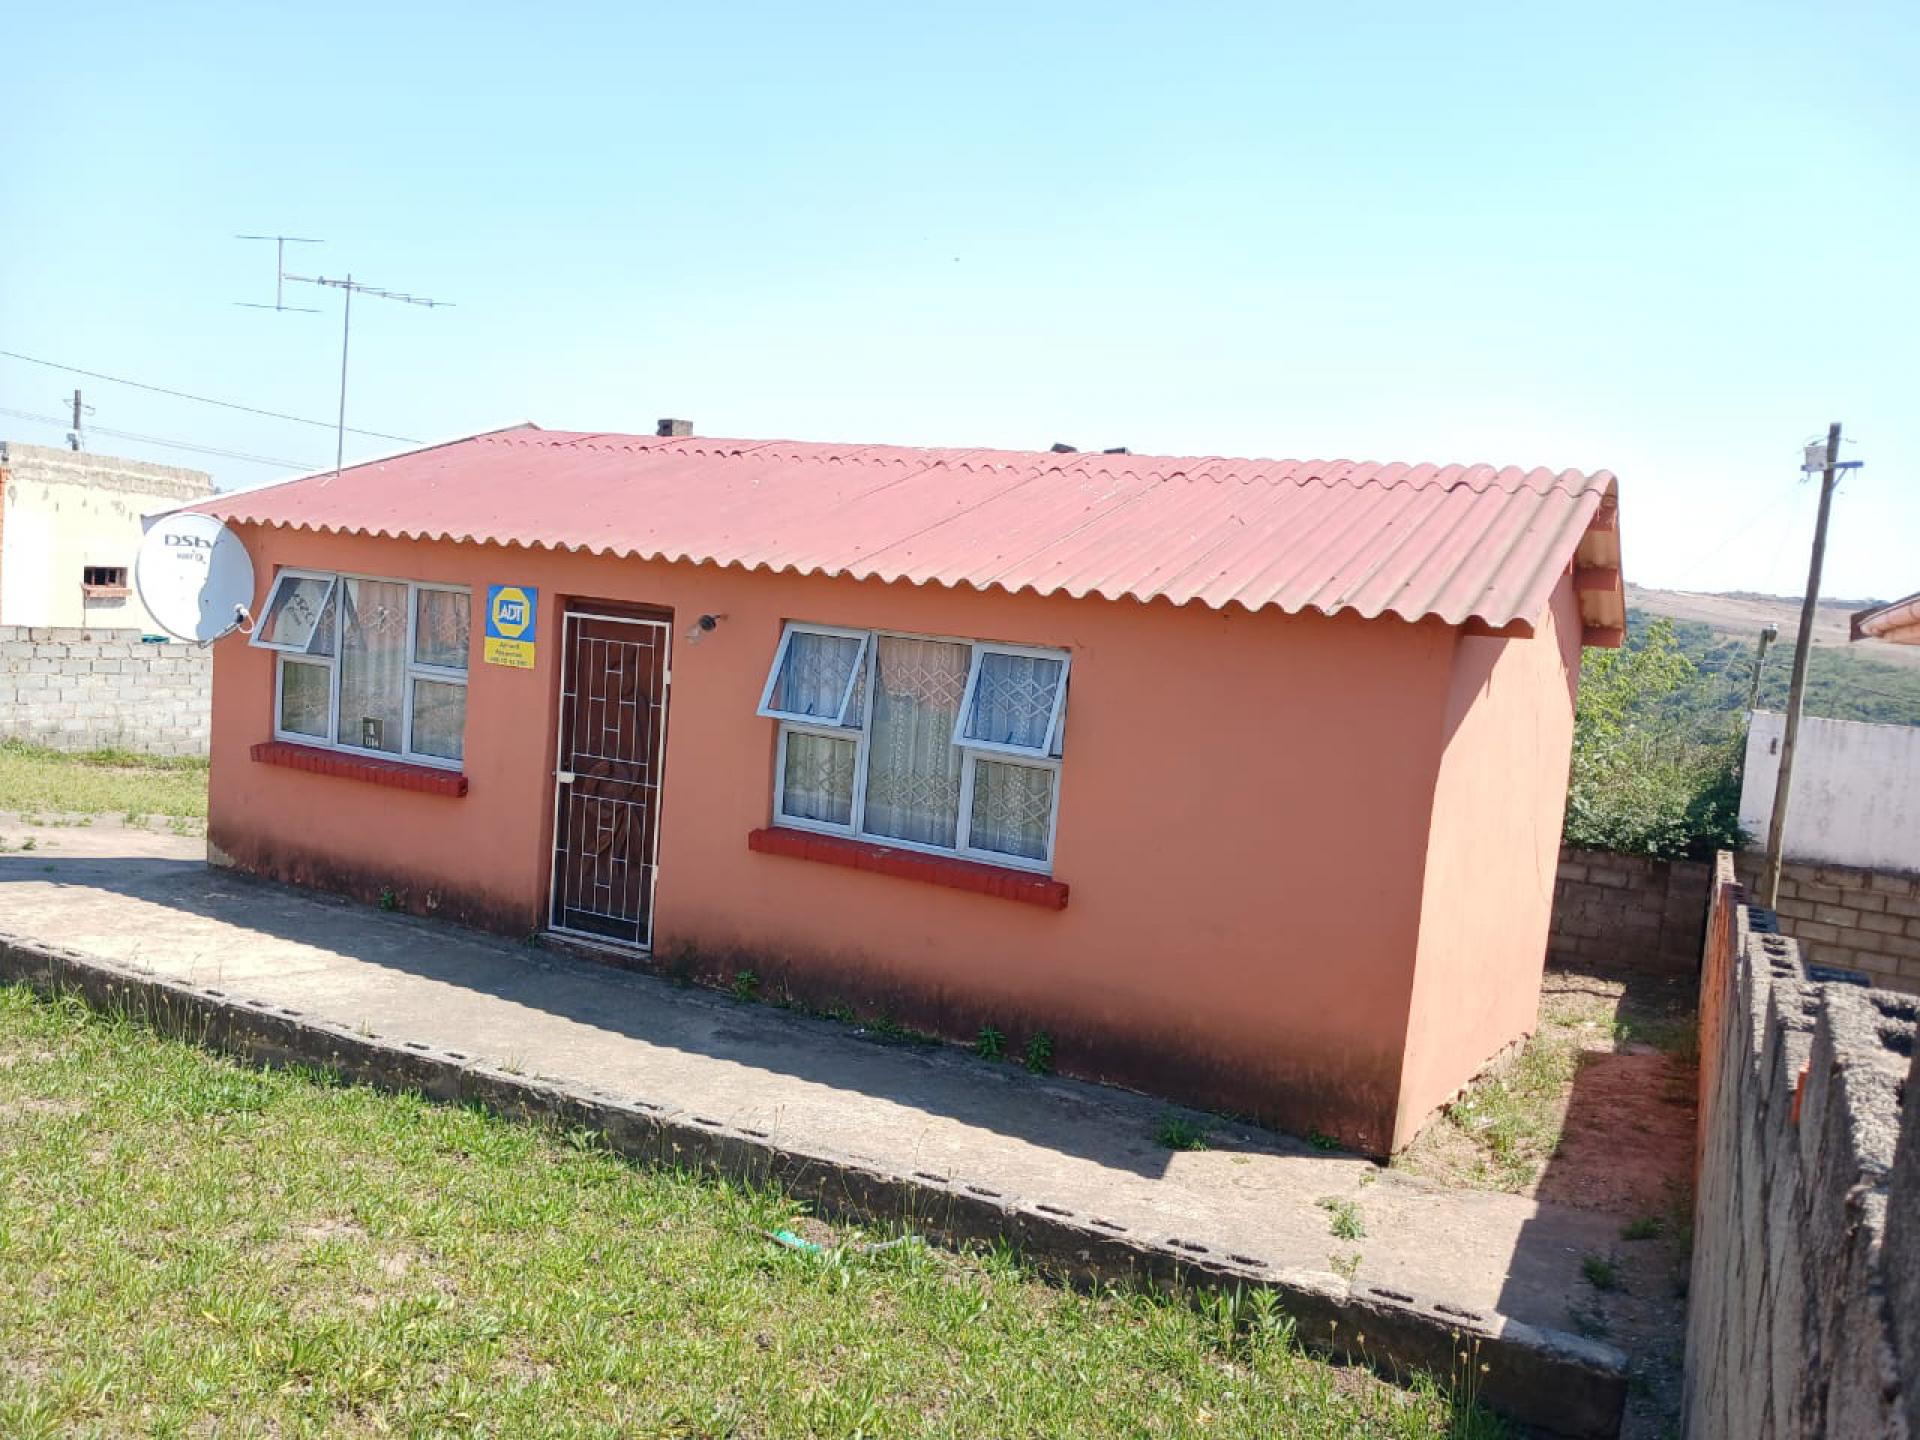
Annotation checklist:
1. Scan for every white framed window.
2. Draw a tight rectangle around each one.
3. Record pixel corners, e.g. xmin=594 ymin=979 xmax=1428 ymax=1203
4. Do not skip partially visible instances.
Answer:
xmin=253 ymin=569 xmax=470 ymax=769
xmin=952 ymin=643 xmax=1070 ymax=758
xmin=760 ymin=623 xmax=1067 ymax=872
xmin=756 ymin=622 xmax=870 ymax=726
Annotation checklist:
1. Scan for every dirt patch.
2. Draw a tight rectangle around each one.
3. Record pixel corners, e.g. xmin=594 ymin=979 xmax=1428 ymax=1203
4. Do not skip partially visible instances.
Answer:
xmin=1398 ymin=964 xmax=1698 ymax=1440
xmin=1399 ymin=966 xmax=1696 ymax=1209
xmin=1538 ymin=1050 xmax=1695 ymax=1216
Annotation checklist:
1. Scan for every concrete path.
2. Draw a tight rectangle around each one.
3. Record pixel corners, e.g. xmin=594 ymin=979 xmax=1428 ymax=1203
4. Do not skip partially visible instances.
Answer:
xmin=0 ymin=821 xmax=1632 ymax=1435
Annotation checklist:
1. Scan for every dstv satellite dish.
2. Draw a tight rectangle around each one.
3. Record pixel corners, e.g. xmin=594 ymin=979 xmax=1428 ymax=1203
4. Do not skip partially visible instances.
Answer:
xmin=135 ymin=512 xmax=256 ymax=643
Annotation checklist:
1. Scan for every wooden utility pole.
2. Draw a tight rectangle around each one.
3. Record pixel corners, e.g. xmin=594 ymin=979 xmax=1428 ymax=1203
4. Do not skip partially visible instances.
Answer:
xmin=1762 ymin=422 xmax=1843 ymax=908
xmin=67 ymin=389 xmax=83 ymax=450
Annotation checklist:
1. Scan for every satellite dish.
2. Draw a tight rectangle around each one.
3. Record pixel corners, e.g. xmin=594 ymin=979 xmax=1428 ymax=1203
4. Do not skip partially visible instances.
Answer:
xmin=134 ymin=512 xmax=256 ymax=643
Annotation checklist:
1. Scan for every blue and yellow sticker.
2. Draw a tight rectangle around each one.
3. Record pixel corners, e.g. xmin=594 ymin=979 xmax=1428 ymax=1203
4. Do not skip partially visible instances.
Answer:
xmin=483 ymin=585 xmax=538 ymax=668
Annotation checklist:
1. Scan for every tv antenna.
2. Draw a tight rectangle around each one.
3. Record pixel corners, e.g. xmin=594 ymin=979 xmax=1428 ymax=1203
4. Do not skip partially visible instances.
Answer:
xmin=235 ymin=234 xmax=324 ymax=312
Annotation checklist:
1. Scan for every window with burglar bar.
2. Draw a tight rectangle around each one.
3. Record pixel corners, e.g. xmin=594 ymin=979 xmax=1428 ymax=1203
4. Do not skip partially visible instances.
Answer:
xmin=250 ymin=568 xmax=471 ymax=769
xmin=757 ymin=623 xmax=1068 ymax=872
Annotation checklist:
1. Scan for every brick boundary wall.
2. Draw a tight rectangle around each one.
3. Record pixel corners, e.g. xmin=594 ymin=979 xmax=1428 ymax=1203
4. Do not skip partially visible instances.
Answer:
xmin=1731 ymin=852 xmax=1920 ymax=996
xmin=1549 ymin=845 xmax=1920 ymax=996
xmin=1550 ymin=847 xmax=1714 ymax=974
xmin=0 ymin=625 xmax=210 ymax=758
xmin=1684 ymin=852 xmax=1919 ymax=1438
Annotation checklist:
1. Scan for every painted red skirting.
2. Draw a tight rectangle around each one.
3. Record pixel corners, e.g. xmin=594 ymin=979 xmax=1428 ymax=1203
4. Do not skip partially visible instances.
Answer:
xmin=250 ymin=740 xmax=469 ymax=797
xmin=747 ymin=827 xmax=1069 ymax=909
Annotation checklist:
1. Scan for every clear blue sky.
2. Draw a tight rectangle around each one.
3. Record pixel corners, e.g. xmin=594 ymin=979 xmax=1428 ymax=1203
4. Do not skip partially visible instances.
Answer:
xmin=3 ymin=1 xmax=1914 ymax=598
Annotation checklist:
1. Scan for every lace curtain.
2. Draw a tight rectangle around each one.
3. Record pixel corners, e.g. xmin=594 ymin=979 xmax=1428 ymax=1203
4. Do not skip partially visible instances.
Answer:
xmin=781 ymin=731 xmax=857 ymax=825
xmin=339 ymin=579 xmax=408 ymax=753
xmin=961 ymin=651 xmax=1063 ymax=750
xmin=772 ymin=631 xmax=863 ymax=720
xmin=969 ymin=760 xmax=1054 ymax=860
xmin=862 ymin=635 xmax=968 ymax=847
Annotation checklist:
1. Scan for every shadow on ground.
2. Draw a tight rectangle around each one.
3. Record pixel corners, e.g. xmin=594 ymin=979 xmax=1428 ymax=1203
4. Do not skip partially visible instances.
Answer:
xmin=1495 ymin=963 xmax=1699 ymax=1440
xmin=0 ymin=846 xmax=1291 ymax=1180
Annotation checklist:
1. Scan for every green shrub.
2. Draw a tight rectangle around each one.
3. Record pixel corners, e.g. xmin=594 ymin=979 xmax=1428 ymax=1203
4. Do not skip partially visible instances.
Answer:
xmin=1563 ymin=619 xmax=1748 ymax=860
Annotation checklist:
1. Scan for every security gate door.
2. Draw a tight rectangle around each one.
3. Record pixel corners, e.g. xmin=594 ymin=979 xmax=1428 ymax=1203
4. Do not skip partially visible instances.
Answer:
xmin=548 ymin=609 xmax=670 ymax=951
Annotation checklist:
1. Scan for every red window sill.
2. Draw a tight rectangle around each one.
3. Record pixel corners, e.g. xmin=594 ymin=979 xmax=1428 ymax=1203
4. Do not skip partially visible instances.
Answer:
xmin=748 ymin=827 xmax=1069 ymax=909
xmin=250 ymin=740 xmax=469 ymax=797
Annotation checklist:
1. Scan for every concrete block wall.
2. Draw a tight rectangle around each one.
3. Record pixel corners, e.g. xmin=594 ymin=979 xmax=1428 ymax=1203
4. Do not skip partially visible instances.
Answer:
xmin=1547 ymin=845 xmax=1920 ymax=996
xmin=1685 ymin=852 xmax=1920 ymax=1438
xmin=1549 ymin=846 xmax=1714 ymax=974
xmin=1733 ymin=852 xmax=1920 ymax=996
xmin=0 ymin=625 xmax=210 ymax=757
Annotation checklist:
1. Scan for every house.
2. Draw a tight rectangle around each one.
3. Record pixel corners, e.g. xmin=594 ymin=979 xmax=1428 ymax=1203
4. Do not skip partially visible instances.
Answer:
xmin=0 ymin=441 xmax=214 ymax=631
xmin=192 ymin=424 xmax=1625 ymax=1153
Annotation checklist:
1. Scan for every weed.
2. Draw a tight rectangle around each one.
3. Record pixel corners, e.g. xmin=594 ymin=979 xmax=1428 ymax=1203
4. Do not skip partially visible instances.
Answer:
xmin=520 ymin=929 xmax=544 ymax=948
xmin=1317 ymin=1196 xmax=1366 ymax=1241
xmin=1621 ymin=1215 xmax=1664 ymax=1242
xmin=122 ymin=809 xmax=150 ymax=829
xmin=1581 ymin=1252 xmax=1622 ymax=1291
xmin=1438 ymin=1033 xmax=1576 ymax=1190
xmin=378 ymin=887 xmax=400 ymax=912
xmin=1154 ymin=1112 xmax=1209 ymax=1151
xmin=1023 ymin=1030 xmax=1054 ymax=1075
xmin=730 ymin=969 xmax=761 ymax=1002
xmin=1329 ymin=1250 xmax=1362 ymax=1281
xmin=1305 ymin=1129 xmax=1342 ymax=1152
xmin=974 ymin=1024 xmax=1005 ymax=1061
xmin=862 ymin=1015 xmax=940 ymax=1047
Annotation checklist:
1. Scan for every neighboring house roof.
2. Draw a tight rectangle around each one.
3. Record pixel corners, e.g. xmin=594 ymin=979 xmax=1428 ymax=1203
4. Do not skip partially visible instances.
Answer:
xmin=199 ymin=425 xmax=1626 ymax=643
xmin=1851 ymin=592 xmax=1920 ymax=646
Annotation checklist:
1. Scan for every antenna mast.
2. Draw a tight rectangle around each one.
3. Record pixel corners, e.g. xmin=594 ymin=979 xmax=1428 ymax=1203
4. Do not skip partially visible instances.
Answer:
xmin=283 ymin=274 xmax=452 ymax=476
xmin=235 ymin=235 xmax=324 ymax=312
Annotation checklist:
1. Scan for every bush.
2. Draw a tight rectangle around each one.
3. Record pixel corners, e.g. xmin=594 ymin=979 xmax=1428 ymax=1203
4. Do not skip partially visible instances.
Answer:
xmin=1563 ymin=619 xmax=1748 ymax=860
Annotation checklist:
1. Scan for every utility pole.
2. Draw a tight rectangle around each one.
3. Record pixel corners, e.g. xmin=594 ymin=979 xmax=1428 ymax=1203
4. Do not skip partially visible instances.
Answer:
xmin=1763 ymin=424 xmax=1851 ymax=907
xmin=1745 ymin=624 xmax=1779 ymax=715
xmin=67 ymin=389 xmax=83 ymax=450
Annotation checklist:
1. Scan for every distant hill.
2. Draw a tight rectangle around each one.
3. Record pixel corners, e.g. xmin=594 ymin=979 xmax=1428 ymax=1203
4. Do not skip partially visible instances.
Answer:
xmin=1623 ymin=586 xmax=1920 ymax=728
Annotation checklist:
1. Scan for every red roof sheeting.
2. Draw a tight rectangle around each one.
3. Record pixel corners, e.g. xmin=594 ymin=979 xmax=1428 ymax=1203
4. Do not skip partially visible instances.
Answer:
xmin=200 ymin=427 xmax=1625 ymax=637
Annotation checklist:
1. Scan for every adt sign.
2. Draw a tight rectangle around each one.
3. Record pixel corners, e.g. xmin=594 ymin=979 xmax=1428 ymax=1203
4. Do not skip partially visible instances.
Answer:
xmin=483 ymin=584 xmax=538 ymax=668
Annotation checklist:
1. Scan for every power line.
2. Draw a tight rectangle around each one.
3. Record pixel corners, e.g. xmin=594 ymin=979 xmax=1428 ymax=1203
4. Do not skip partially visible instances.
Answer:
xmin=0 ymin=406 xmax=317 ymax=470
xmin=0 ymin=349 xmax=421 ymax=443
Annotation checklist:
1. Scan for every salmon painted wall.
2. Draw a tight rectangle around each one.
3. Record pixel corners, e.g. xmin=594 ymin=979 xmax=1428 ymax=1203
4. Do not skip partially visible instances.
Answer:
xmin=208 ymin=525 xmax=1470 ymax=1150
xmin=1391 ymin=573 xmax=1583 ymax=1148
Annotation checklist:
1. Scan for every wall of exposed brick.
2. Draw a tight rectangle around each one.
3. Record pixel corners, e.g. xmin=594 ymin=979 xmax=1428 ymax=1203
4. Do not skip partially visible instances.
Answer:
xmin=1548 ymin=845 xmax=1920 ymax=996
xmin=1550 ymin=847 xmax=1713 ymax=973
xmin=0 ymin=625 xmax=210 ymax=757
xmin=1731 ymin=852 xmax=1920 ymax=996
xmin=1685 ymin=853 xmax=1919 ymax=1438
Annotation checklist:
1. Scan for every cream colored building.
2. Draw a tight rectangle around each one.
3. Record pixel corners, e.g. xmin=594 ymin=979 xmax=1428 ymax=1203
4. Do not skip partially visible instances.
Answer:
xmin=0 ymin=441 xmax=214 ymax=631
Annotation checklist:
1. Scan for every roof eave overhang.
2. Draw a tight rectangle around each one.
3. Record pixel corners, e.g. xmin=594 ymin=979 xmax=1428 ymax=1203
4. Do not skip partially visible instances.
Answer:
xmin=1571 ymin=484 xmax=1625 ymax=647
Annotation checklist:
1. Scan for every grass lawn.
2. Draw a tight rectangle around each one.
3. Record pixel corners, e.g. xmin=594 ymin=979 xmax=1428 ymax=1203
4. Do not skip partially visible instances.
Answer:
xmin=0 ymin=988 xmax=1500 ymax=1439
xmin=0 ymin=740 xmax=207 ymax=826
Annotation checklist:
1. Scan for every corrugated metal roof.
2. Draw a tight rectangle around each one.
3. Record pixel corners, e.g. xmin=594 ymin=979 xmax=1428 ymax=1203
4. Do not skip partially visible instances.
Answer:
xmin=199 ymin=426 xmax=1625 ymax=638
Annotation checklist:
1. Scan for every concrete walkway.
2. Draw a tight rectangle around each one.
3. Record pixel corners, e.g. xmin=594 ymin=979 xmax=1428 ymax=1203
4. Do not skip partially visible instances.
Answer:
xmin=0 ymin=822 xmax=1631 ymax=1435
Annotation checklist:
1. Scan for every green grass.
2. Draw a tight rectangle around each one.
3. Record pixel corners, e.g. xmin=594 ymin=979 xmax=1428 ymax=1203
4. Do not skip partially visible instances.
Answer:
xmin=1154 ymin=1111 xmax=1211 ymax=1151
xmin=0 ymin=739 xmax=208 ymax=821
xmin=1317 ymin=1197 xmax=1367 ymax=1242
xmin=1580 ymin=1252 xmax=1622 ymax=1292
xmin=0 ymin=986 xmax=1503 ymax=1439
xmin=1439 ymin=1036 xmax=1579 ymax=1190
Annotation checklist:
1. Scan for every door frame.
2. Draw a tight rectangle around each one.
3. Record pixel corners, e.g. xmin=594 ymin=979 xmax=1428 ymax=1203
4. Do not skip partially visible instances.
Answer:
xmin=545 ymin=604 xmax=673 ymax=954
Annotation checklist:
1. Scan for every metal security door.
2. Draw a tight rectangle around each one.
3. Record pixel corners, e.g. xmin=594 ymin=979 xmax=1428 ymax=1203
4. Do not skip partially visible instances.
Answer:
xmin=548 ymin=610 xmax=670 ymax=951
